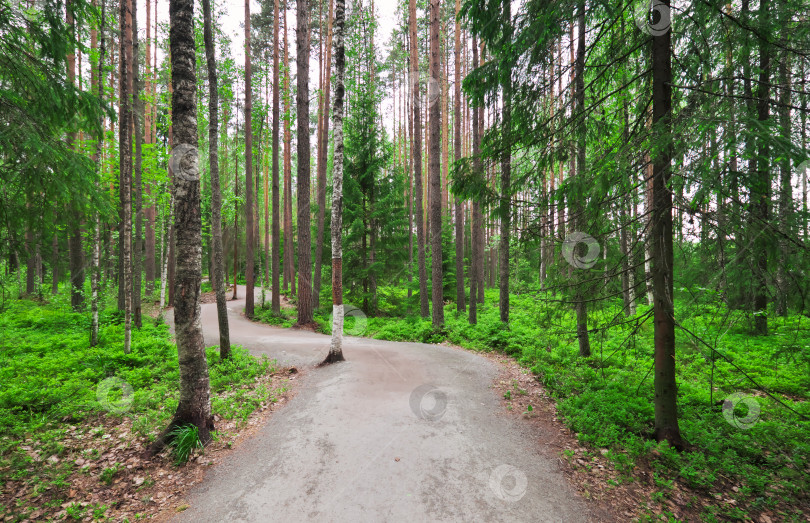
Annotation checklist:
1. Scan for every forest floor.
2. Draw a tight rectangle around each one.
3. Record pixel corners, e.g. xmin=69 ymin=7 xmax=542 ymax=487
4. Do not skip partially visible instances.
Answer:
xmin=0 ymin=295 xmax=294 ymax=522
xmin=163 ymin=286 xmax=617 ymax=522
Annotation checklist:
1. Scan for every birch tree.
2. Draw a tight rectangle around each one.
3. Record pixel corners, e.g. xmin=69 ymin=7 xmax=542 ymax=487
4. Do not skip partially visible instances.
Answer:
xmin=322 ymin=0 xmax=346 ymax=365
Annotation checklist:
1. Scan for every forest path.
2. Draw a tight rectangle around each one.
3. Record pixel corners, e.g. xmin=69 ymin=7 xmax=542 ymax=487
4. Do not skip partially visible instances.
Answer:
xmin=169 ymin=285 xmax=598 ymax=522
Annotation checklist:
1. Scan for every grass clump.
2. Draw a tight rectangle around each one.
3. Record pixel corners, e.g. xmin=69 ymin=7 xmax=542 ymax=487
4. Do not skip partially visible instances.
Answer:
xmin=168 ymin=425 xmax=203 ymax=465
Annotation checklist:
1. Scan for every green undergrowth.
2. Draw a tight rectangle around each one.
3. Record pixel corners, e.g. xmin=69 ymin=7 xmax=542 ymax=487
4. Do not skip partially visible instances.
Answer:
xmin=0 ymin=298 xmax=282 ymax=519
xmin=266 ymin=285 xmax=809 ymax=518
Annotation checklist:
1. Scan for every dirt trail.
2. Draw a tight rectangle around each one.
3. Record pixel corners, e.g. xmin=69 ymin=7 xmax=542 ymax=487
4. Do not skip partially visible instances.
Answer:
xmin=170 ymin=286 xmax=601 ymax=522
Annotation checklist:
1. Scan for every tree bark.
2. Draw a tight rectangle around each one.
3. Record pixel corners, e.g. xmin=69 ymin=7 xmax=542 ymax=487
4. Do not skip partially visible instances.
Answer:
xmin=428 ymin=0 xmax=443 ymax=327
xmin=119 ymin=0 xmax=133 ymax=352
xmin=752 ymin=0 xmax=770 ymax=334
xmin=573 ymin=0 xmax=589 ymax=357
xmin=314 ymin=0 xmax=334 ymax=310
xmin=150 ymin=0 xmax=214 ymax=454
xmin=144 ymin=0 xmax=155 ymax=296
xmin=453 ymin=0 xmax=464 ymax=313
xmin=469 ymin=34 xmax=481 ymax=325
xmin=67 ymin=1 xmax=85 ymax=311
xmin=296 ymin=0 xmax=313 ymax=326
xmin=322 ymin=0 xmax=346 ymax=365
xmin=409 ymin=0 xmax=428 ymax=318
xmin=132 ymin=0 xmax=143 ymax=328
xmin=244 ymin=0 xmax=255 ymax=318
xmin=203 ymin=0 xmax=231 ymax=356
xmin=283 ymin=7 xmax=295 ymax=296
xmin=270 ymin=0 xmax=281 ymax=314
xmin=650 ymin=0 xmax=683 ymax=449
xmin=498 ymin=1 xmax=512 ymax=325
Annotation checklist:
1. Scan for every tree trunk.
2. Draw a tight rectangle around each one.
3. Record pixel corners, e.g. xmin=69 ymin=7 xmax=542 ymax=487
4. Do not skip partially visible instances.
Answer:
xmin=144 ymin=0 xmax=155 ymax=297
xmin=469 ymin=34 xmax=481 ymax=325
xmin=752 ymin=0 xmax=770 ymax=334
xmin=119 ymin=0 xmax=133 ymax=352
xmin=650 ymin=0 xmax=683 ymax=449
xmin=270 ymin=0 xmax=281 ymax=314
xmin=314 ymin=0 xmax=334 ymax=311
xmin=203 ymin=0 xmax=231 ymax=356
xmin=775 ymin=50 xmax=791 ymax=316
xmin=283 ymin=6 xmax=295 ymax=296
xmin=573 ymin=0 xmax=589 ymax=356
xmin=244 ymin=0 xmax=255 ymax=318
xmin=296 ymin=0 xmax=313 ymax=326
xmin=150 ymin=0 xmax=214 ymax=454
xmin=409 ymin=0 xmax=428 ymax=318
xmin=453 ymin=0 xmax=464 ymax=313
xmin=67 ymin=1 xmax=85 ymax=311
xmin=51 ymin=234 xmax=59 ymax=294
xmin=428 ymin=0 xmax=443 ymax=327
xmin=322 ymin=0 xmax=346 ymax=364
xmin=498 ymin=0 xmax=512 ymax=325
xmin=90 ymin=0 xmax=106 ymax=346
xmin=132 ymin=0 xmax=143 ymax=328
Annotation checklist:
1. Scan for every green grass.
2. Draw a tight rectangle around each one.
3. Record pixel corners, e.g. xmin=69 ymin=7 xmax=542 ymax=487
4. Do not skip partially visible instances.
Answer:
xmin=272 ymin=285 xmax=809 ymax=517
xmin=0 ymin=297 xmax=283 ymax=518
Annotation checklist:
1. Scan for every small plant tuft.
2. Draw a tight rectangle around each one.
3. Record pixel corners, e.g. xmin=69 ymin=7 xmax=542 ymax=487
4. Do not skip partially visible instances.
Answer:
xmin=168 ymin=424 xmax=203 ymax=465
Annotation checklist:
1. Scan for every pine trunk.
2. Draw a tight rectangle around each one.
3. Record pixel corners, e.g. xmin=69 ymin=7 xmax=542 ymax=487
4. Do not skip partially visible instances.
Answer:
xmin=409 ymin=0 xmax=428 ymax=318
xmin=203 ymin=0 xmax=231 ymax=356
xmin=650 ymin=0 xmax=683 ymax=449
xmin=296 ymin=0 xmax=313 ymax=326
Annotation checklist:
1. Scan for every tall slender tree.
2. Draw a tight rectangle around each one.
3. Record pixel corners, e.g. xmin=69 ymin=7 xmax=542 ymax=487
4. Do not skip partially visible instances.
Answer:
xmin=314 ymin=0 xmax=334 ymax=310
xmin=469 ymin=34 xmax=481 ymax=325
xmin=271 ymin=0 xmax=281 ymax=314
xmin=498 ymin=0 xmax=511 ymax=324
xmin=203 ymin=0 xmax=231 ymax=357
xmin=453 ymin=0 xmax=464 ymax=313
xmin=428 ymin=0 xmax=443 ymax=327
xmin=322 ymin=0 xmax=346 ymax=364
xmin=119 ymin=0 xmax=133 ymax=353
xmin=244 ymin=0 xmax=255 ymax=317
xmin=409 ymin=0 xmax=428 ymax=317
xmin=150 ymin=0 xmax=214 ymax=453
xmin=650 ymin=0 xmax=683 ymax=449
xmin=296 ymin=0 xmax=313 ymax=326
